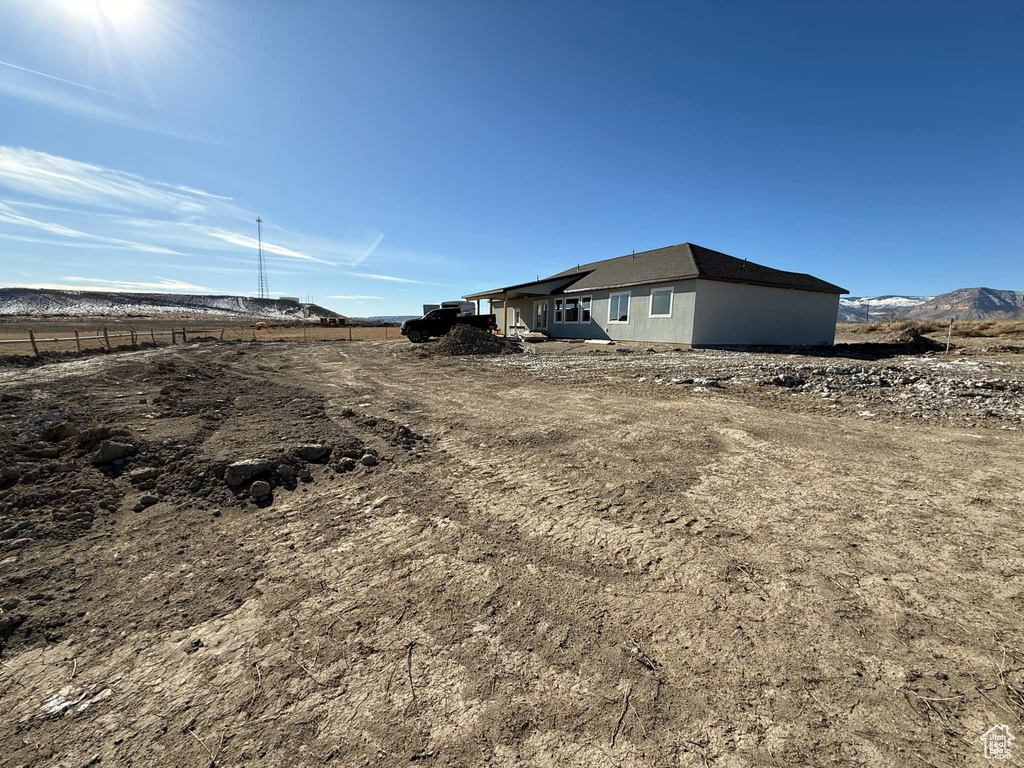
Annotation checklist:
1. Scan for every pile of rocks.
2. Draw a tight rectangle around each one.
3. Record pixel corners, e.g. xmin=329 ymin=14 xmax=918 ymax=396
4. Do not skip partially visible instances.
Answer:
xmin=495 ymin=348 xmax=1024 ymax=425
xmin=221 ymin=440 xmax=383 ymax=504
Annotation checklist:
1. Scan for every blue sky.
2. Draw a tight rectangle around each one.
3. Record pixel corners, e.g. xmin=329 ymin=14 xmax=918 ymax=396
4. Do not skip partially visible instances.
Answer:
xmin=0 ymin=0 xmax=1021 ymax=313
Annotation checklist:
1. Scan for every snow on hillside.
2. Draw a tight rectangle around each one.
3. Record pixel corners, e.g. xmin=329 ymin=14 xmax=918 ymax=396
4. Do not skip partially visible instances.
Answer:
xmin=838 ymin=295 xmax=932 ymax=321
xmin=0 ymin=288 xmax=340 ymax=320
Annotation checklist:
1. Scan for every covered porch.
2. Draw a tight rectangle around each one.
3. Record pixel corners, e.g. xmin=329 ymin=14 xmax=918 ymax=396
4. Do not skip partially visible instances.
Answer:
xmin=464 ymin=276 xmax=576 ymax=338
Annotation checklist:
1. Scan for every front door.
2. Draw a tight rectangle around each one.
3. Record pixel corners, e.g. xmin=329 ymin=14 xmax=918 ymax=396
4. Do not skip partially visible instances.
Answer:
xmin=534 ymin=300 xmax=548 ymax=331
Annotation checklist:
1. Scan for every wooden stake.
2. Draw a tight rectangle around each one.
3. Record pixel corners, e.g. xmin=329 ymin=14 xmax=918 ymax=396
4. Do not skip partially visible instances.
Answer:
xmin=348 ymin=326 xmax=352 ymax=341
xmin=103 ymin=326 xmax=111 ymax=350
xmin=29 ymin=330 xmax=40 ymax=357
xmin=171 ymin=329 xmax=176 ymax=344
xmin=74 ymin=329 xmax=82 ymax=355
xmin=220 ymin=328 xmax=225 ymax=341
xmin=946 ymin=317 xmax=954 ymax=355
xmin=151 ymin=329 xmax=157 ymax=347
xmin=181 ymin=326 xmax=187 ymax=343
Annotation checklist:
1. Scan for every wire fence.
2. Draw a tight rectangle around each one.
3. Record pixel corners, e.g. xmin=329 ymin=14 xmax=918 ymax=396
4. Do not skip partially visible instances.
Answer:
xmin=0 ymin=324 xmax=399 ymax=356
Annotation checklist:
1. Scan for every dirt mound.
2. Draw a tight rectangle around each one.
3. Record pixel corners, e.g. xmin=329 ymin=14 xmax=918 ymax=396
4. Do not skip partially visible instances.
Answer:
xmin=431 ymin=324 xmax=522 ymax=356
xmin=880 ymin=326 xmax=948 ymax=350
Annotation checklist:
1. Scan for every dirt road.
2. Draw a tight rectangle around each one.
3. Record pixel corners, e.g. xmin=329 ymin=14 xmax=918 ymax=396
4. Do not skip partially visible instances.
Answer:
xmin=1 ymin=339 xmax=1022 ymax=766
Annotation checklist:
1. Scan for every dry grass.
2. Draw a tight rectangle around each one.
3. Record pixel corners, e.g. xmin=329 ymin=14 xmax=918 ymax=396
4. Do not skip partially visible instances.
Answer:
xmin=838 ymin=319 xmax=1024 ymax=338
xmin=0 ymin=321 xmax=399 ymax=355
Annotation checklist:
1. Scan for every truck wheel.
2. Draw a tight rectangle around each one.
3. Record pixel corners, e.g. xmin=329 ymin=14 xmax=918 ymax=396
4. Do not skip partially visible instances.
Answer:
xmin=409 ymin=330 xmax=425 ymax=343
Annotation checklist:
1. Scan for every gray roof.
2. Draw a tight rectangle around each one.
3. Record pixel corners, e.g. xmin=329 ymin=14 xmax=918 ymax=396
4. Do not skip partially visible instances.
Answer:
xmin=465 ymin=243 xmax=847 ymax=299
xmin=549 ymin=243 xmax=847 ymax=294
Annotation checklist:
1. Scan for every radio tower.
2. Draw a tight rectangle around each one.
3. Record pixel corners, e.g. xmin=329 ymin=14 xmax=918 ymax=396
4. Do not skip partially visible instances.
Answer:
xmin=256 ymin=216 xmax=269 ymax=299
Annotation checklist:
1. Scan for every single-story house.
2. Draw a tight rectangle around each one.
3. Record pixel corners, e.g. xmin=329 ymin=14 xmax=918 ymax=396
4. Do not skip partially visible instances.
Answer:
xmin=464 ymin=243 xmax=848 ymax=346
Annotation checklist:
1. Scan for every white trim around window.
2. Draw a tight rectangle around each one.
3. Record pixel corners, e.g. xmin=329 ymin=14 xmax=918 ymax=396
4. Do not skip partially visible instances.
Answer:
xmin=649 ymin=287 xmax=673 ymax=318
xmin=608 ymin=291 xmax=630 ymax=324
xmin=554 ymin=298 xmax=563 ymax=323
xmin=580 ymin=295 xmax=592 ymax=323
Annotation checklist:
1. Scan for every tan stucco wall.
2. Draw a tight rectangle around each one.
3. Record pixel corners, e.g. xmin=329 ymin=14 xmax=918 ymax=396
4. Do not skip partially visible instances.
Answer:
xmin=690 ymin=280 xmax=839 ymax=345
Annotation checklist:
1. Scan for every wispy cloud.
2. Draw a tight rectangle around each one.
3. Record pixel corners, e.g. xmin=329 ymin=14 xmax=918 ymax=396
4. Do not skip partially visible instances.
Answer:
xmin=0 ymin=203 xmax=184 ymax=255
xmin=0 ymin=147 xmax=237 ymax=215
xmin=0 ymin=57 xmax=214 ymax=143
xmin=350 ymin=272 xmax=422 ymax=284
xmin=0 ymin=59 xmax=126 ymax=100
xmin=2 ymin=277 xmax=209 ymax=293
xmin=207 ymin=229 xmax=331 ymax=264
xmin=0 ymin=147 xmax=426 ymax=305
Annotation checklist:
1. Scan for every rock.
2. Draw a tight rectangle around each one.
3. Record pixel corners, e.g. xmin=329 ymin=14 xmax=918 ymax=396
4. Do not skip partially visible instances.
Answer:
xmin=0 ymin=467 xmax=20 ymax=482
xmin=295 ymin=444 xmax=332 ymax=463
xmin=339 ymin=408 xmax=356 ymax=418
xmin=42 ymin=422 xmax=79 ymax=442
xmin=139 ymin=495 xmax=158 ymax=507
xmin=129 ymin=467 xmax=160 ymax=483
xmin=224 ymin=459 xmax=273 ymax=487
xmin=360 ymin=454 xmax=379 ymax=467
xmin=336 ymin=457 xmax=356 ymax=472
xmin=276 ymin=464 xmax=296 ymax=481
xmin=1 ymin=537 xmax=32 ymax=553
xmin=91 ymin=440 xmax=133 ymax=466
xmin=0 ymin=521 xmax=33 ymax=540
xmin=249 ymin=480 xmax=272 ymax=498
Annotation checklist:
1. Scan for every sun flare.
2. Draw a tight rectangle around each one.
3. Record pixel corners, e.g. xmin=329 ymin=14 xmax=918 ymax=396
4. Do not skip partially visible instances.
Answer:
xmin=57 ymin=0 xmax=147 ymax=29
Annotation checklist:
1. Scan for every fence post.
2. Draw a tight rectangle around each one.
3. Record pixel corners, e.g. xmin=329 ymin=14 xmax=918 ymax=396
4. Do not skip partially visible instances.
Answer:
xmin=103 ymin=327 xmax=111 ymax=350
xmin=74 ymin=329 xmax=82 ymax=355
xmin=385 ymin=326 xmax=388 ymax=340
xmin=171 ymin=329 xmax=176 ymax=344
xmin=220 ymin=328 xmax=225 ymax=341
xmin=348 ymin=326 xmax=352 ymax=341
xmin=151 ymin=329 xmax=156 ymax=347
xmin=29 ymin=330 xmax=40 ymax=358
xmin=181 ymin=326 xmax=187 ymax=343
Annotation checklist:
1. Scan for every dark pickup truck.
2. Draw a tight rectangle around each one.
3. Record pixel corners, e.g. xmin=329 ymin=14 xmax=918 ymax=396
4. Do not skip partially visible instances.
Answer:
xmin=400 ymin=308 xmax=497 ymax=343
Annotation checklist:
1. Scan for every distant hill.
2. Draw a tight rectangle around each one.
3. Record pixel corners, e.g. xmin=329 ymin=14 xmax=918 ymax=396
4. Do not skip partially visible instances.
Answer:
xmin=838 ymin=295 xmax=932 ymax=322
xmin=839 ymin=288 xmax=1024 ymax=322
xmin=0 ymin=288 xmax=341 ymax=320
xmin=907 ymin=287 xmax=1024 ymax=321
xmin=350 ymin=315 xmax=418 ymax=325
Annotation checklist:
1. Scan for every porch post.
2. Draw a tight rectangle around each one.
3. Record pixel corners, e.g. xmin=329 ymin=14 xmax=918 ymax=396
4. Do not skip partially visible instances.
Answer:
xmin=475 ymin=299 xmax=480 ymax=315
xmin=503 ymin=292 xmax=509 ymax=338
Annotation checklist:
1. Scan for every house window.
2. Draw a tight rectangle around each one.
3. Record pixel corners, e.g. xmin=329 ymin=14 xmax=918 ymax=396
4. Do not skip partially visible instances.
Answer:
xmin=554 ymin=298 xmax=563 ymax=323
xmin=650 ymin=288 xmax=672 ymax=317
xmin=565 ymin=297 xmax=579 ymax=323
xmin=609 ymin=292 xmax=630 ymax=323
xmin=581 ymin=296 xmax=592 ymax=322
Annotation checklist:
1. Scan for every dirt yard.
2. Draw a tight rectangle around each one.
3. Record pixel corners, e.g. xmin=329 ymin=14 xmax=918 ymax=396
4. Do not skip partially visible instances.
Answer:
xmin=1 ymin=337 xmax=1023 ymax=767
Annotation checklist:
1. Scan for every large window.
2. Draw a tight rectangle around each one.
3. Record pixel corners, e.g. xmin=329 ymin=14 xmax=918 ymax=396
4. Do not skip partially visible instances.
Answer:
xmin=609 ymin=292 xmax=630 ymax=323
xmin=554 ymin=298 xmax=563 ymax=323
xmin=565 ymin=297 xmax=580 ymax=322
xmin=650 ymin=288 xmax=672 ymax=317
xmin=581 ymin=296 xmax=592 ymax=322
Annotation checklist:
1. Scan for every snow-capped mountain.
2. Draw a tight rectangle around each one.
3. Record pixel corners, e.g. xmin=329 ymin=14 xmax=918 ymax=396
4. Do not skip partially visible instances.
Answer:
xmin=0 ymin=288 xmax=341 ymax=319
xmin=838 ymin=295 xmax=932 ymax=322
